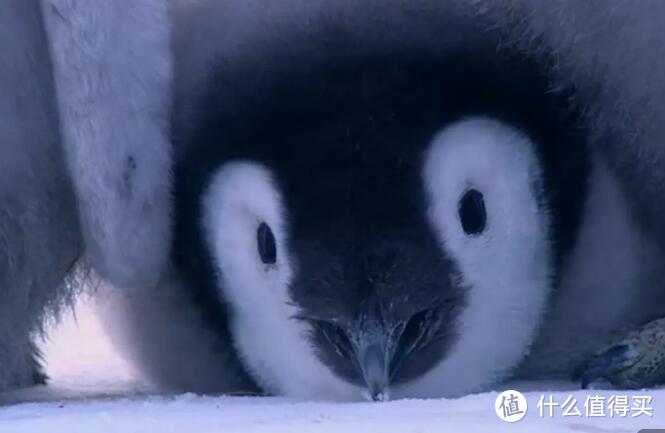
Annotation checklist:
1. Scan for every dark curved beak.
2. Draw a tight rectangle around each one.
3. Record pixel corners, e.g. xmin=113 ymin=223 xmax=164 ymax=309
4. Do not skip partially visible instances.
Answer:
xmin=352 ymin=305 xmax=402 ymax=402
xmin=351 ymin=305 xmax=445 ymax=402
xmin=306 ymin=303 xmax=445 ymax=401
xmin=357 ymin=337 xmax=391 ymax=401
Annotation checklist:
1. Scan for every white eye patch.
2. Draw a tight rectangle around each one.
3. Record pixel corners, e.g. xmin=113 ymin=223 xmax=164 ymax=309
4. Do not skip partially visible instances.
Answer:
xmin=202 ymin=160 xmax=358 ymax=400
xmin=202 ymin=161 xmax=289 ymax=307
xmin=402 ymin=117 xmax=552 ymax=398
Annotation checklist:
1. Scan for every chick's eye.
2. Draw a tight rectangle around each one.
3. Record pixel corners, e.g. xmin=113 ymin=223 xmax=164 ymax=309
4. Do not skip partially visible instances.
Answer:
xmin=257 ymin=222 xmax=277 ymax=264
xmin=458 ymin=189 xmax=486 ymax=235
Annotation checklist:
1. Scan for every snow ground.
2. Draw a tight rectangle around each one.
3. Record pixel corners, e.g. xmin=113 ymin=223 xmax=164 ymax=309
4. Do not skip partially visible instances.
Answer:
xmin=0 ymin=299 xmax=662 ymax=433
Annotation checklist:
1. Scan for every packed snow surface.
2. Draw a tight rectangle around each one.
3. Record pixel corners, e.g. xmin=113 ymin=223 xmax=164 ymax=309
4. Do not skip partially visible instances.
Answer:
xmin=0 ymin=300 xmax=662 ymax=433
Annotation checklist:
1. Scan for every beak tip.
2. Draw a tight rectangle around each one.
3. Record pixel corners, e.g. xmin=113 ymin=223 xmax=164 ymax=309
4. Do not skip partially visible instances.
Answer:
xmin=362 ymin=388 xmax=391 ymax=402
xmin=359 ymin=342 xmax=391 ymax=400
xmin=372 ymin=390 xmax=390 ymax=402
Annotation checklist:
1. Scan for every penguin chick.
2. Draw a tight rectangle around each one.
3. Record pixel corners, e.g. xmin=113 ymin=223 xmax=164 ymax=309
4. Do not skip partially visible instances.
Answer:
xmin=112 ymin=0 xmax=665 ymax=401
xmin=168 ymin=47 xmax=593 ymax=400
xmin=184 ymin=117 xmax=579 ymax=400
xmin=193 ymin=115 xmax=665 ymax=400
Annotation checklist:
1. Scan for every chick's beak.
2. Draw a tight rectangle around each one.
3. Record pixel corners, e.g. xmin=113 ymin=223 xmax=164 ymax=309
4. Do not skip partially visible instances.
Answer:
xmin=351 ymin=306 xmax=401 ymax=402
xmin=350 ymin=303 xmax=445 ymax=401
xmin=357 ymin=338 xmax=391 ymax=401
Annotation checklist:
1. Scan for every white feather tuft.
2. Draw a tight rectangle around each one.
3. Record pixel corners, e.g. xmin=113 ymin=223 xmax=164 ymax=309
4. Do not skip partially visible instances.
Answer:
xmin=403 ymin=117 xmax=552 ymax=398
xmin=203 ymin=161 xmax=359 ymax=400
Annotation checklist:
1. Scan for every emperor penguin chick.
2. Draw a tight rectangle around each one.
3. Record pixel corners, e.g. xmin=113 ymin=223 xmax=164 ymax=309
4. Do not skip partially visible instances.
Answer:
xmin=121 ymin=40 xmax=665 ymax=398
xmin=178 ymin=113 xmax=588 ymax=400
xmin=195 ymin=115 xmax=665 ymax=400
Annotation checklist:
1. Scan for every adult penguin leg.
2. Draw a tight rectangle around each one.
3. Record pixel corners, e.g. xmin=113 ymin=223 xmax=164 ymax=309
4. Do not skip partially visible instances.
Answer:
xmin=0 ymin=0 xmax=82 ymax=391
xmin=41 ymin=0 xmax=173 ymax=290
xmin=576 ymin=319 xmax=665 ymax=389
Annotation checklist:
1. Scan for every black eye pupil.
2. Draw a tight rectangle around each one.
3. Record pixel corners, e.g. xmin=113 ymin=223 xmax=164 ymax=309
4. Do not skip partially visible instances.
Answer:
xmin=458 ymin=189 xmax=487 ymax=235
xmin=257 ymin=222 xmax=277 ymax=264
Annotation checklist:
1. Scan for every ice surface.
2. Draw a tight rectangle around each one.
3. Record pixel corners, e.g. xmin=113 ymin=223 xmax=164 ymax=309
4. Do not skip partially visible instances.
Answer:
xmin=0 ymin=300 xmax=662 ymax=433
